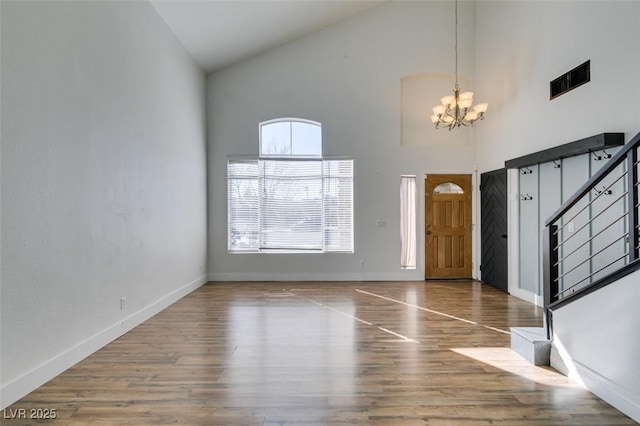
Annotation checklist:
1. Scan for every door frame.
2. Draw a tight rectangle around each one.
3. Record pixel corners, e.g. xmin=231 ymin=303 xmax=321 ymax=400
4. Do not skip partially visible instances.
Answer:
xmin=422 ymin=169 xmax=479 ymax=280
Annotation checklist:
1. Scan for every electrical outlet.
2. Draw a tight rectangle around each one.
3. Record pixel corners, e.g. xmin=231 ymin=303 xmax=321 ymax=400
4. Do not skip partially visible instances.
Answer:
xmin=120 ymin=297 xmax=127 ymax=310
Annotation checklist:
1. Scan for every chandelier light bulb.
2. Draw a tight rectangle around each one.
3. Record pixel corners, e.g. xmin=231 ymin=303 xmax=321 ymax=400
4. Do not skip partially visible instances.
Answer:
xmin=440 ymin=95 xmax=455 ymax=107
xmin=474 ymin=103 xmax=488 ymax=113
xmin=431 ymin=84 xmax=488 ymax=130
xmin=458 ymin=98 xmax=473 ymax=109
xmin=459 ymin=91 xmax=474 ymax=100
xmin=465 ymin=110 xmax=478 ymax=121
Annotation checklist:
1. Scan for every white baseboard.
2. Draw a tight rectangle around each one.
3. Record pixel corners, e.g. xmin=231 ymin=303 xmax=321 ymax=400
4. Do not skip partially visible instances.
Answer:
xmin=0 ymin=274 xmax=208 ymax=410
xmin=573 ymin=359 xmax=640 ymax=423
xmin=508 ymin=286 xmax=543 ymax=307
xmin=208 ymin=271 xmax=425 ymax=282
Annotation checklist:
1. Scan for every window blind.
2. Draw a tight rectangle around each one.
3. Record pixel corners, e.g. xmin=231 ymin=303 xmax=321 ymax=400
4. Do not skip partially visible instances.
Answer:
xmin=228 ymin=158 xmax=353 ymax=253
xmin=227 ymin=160 xmax=259 ymax=251
xmin=400 ymin=175 xmax=417 ymax=268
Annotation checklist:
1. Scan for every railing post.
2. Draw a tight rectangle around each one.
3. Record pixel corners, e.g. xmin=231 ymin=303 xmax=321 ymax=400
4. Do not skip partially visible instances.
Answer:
xmin=543 ymin=224 xmax=559 ymax=339
xmin=627 ymin=147 xmax=639 ymax=262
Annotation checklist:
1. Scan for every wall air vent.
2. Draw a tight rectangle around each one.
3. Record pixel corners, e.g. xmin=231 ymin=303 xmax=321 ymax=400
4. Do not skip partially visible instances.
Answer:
xmin=550 ymin=60 xmax=590 ymax=100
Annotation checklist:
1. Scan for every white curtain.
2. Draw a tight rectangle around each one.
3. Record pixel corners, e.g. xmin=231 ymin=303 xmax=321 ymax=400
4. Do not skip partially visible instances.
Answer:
xmin=400 ymin=176 xmax=417 ymax=269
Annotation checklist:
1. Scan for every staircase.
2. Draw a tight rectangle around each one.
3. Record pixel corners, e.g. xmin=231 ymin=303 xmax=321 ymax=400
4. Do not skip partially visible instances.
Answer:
xmin=512 ymin=131 xmax=640 ymax=422
xmin=510 ymin=327 xmax=550 ymax=366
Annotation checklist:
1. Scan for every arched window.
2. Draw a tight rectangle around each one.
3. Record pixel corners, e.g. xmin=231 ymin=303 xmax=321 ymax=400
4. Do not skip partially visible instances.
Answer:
xmin=228 ymin=118 xmax=353 ymax=253
xmin=260 ymin=118 xmax=322 ymax=157
xmin=433 ymin=182 xmax=464 ymax=194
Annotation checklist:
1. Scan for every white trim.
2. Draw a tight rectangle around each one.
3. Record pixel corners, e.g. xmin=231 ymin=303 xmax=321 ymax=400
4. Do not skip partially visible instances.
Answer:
xmin=507 ymin=169 xmax=523 ymax=298
xmin=509 ymin=286 xmax=544 ymax=307
xmin=209 ymin=271 xmax=425 ymax=282
xmin=506 ymin=168 xmax=544 ymax=307
xmin=259 ymin=117 xmax=321 ymax=127
xmin=0 ymin=275 xmax=208 ymax=410
xmin=473 ymin=167 xmax=479 ymax=280
xmin=572 ymin=359 xmax=640 ymax=423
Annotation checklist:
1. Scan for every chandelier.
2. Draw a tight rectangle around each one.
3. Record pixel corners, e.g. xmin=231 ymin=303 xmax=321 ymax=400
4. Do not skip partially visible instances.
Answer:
xmin=430 ymin=0 xmax=488 ymax=130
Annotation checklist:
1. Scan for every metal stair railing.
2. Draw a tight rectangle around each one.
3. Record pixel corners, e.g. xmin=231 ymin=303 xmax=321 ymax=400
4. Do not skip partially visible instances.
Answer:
xmin=543 ymin=131 xmax=640 ymax=338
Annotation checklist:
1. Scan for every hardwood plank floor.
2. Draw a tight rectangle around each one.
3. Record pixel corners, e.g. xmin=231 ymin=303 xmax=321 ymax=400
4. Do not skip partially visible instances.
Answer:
xmin=4 ymin=281 xmax=636 ymax=425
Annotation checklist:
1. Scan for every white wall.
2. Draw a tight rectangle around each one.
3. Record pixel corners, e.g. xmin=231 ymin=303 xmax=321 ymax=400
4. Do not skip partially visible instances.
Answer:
xmin=208 ymin=1 xmax=479 ymax=281
xmin=0 ymin=1 xmax=207 ymax=407
xmin=474 ymin=1 xmax=640 ymax=300
xmin=473 ymin=3 xmax=640 ymax=420
xmin=551 ymin=269 xmax=640 ymax=423
xmin=474 ymin=1 xmax=640 ymax=173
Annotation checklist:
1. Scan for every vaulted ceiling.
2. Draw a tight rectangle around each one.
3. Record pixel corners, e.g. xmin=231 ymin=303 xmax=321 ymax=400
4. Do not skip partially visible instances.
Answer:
xmin=149 ymin=1 xmax=384 ymax=73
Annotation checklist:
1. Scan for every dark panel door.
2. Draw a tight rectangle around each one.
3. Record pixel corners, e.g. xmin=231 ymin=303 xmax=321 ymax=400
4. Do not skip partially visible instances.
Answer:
xmin=480 ymin=169 xmax=508 ymax=292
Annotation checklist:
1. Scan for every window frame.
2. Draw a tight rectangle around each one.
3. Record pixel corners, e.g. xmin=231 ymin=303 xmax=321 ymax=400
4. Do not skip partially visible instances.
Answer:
xmin=227 ymin=118 xmax=354 ymax=254
xmin=259 ymin=118 xmax=323 ymax=158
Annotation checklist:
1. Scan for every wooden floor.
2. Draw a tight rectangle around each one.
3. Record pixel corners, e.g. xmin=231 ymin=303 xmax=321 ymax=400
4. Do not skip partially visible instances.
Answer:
xmin=4 ymin=281 xmax=636 ymax=425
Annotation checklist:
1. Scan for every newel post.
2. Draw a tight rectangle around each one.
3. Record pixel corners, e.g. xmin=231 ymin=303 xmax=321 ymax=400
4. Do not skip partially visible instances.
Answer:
xmin=627 ymin=147 xmax=639 ymax=262
xmin=543 ymin=224 xmax=559 ymax=340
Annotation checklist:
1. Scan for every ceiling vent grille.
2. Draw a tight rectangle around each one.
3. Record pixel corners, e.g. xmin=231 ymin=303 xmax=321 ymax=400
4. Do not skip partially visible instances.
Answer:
xmin=550 ymin=60 xmax=590 ymax=100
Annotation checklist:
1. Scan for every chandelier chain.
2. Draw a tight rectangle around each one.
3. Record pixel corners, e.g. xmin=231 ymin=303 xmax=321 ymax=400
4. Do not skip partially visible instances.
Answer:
xmin=455 ymin=0 xmax=458 ymax=86
xmin=430 ymin=0 xmax=488 ymax=130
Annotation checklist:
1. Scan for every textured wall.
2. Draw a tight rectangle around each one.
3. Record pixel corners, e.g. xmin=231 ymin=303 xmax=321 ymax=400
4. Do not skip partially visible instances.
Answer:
xmin=476 ymin=0 xmax=640 ymax=299
xmin=207 ymin=1 xmax=479 ymax=281
xmin=473 ymin=3 xmax=640 ymax=419
xmin=474 ymin=1 xmax=640 ymax=173
xmin=552 ymin=269 xmax=640 ymax=422
xmin=1 ymin=1 xmax=207 ymax=406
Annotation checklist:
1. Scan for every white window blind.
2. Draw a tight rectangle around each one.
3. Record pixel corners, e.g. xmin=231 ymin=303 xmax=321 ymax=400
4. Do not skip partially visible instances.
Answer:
xmin=228 ymin=158 xmax=353 ymax=253
xmin=400 ymin=175 xmax=417 ymax=268
xmin=227 ymin=160 xmax=259 ymax=251
xmin=260 ymin=159 xmax=323 ymax=250
xmin=323 ymin=160 xmax=354 ymax=252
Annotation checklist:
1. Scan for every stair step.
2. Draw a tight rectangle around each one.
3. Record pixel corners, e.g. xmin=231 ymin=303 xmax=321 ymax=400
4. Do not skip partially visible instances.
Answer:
xmin=510 ymin=327 xmax=551 ymax=366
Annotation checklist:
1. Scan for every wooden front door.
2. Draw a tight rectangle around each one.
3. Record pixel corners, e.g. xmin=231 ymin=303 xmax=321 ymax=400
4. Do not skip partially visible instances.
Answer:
xmin=425 ymin=174 xmax=472 ymax=279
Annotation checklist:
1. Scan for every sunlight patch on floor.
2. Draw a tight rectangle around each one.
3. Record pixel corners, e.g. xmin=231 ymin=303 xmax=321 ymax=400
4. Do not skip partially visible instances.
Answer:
xmin=551 ymin=337 xmax=587 ymax=388
xmin=451 ymin=347 xmax=582 ymax=388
